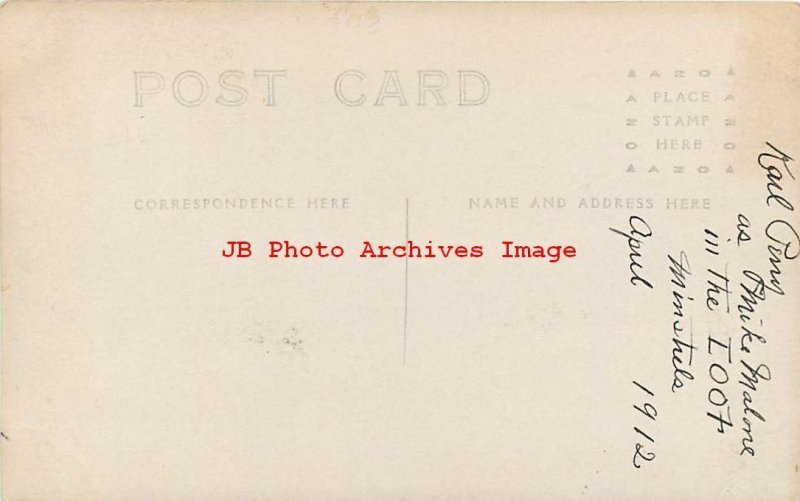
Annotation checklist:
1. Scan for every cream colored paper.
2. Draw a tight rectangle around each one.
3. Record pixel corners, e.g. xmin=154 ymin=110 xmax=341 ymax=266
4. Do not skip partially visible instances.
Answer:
xmin=1 ymin=2 xmax=799 ymax=499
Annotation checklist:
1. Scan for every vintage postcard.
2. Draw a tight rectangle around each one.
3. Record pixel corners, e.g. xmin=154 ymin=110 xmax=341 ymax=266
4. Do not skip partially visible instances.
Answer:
xmin=1 ymin=1 xmax=799 ymax=499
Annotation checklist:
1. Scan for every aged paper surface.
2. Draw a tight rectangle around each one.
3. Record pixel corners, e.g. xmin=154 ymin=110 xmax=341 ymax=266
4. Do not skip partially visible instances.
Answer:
xmin=1 ymin=1 xmax=799 ymax=499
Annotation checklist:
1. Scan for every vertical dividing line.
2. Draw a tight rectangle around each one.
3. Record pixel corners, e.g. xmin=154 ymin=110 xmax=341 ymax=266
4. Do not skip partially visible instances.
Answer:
xmin=403 ymin=197 xmax=409 ymax=365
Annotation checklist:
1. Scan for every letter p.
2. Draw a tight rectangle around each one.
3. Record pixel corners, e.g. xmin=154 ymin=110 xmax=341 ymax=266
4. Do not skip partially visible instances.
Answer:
xmin=134 ymin=71 xmax=165 ymax=107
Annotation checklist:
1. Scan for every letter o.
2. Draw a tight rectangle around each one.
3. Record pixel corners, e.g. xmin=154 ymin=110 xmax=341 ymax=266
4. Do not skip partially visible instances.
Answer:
xmin=708 ymin=387 xmax=728 ymax=407
xmin=709 ymin=363 xmax=729 ymax=384
xmin=172 ymin=71 xmax=208 ymax=107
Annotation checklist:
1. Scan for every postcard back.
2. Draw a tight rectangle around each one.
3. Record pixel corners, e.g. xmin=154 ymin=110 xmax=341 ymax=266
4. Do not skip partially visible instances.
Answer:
xmin=1 ymin=2 xmax=799 ymax=500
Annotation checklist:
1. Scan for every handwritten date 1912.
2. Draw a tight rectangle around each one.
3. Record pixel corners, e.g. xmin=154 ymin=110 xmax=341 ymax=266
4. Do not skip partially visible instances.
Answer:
xmin=631 ymin=380 xmax=657 ymax=469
